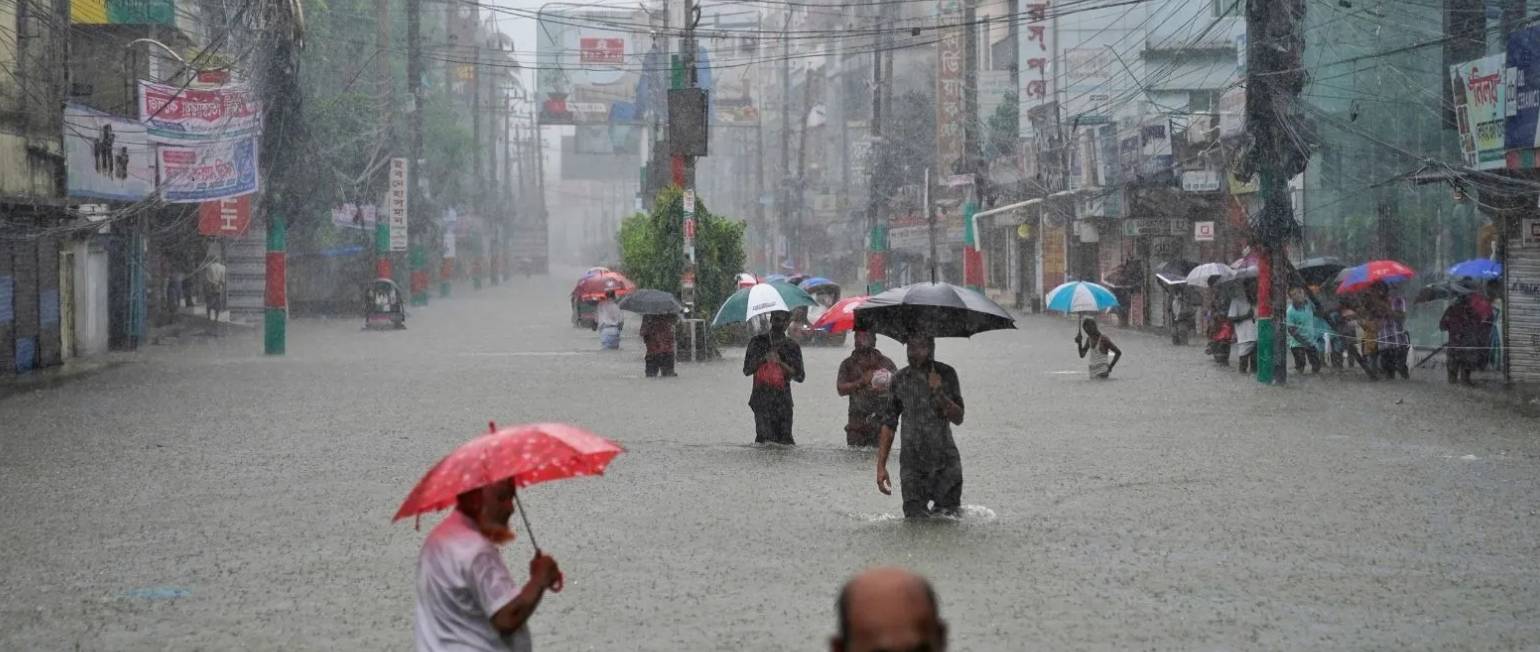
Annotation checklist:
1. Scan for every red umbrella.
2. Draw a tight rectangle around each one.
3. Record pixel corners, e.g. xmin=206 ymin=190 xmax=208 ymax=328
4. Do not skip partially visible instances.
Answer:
xmin=395 ymin=422 xmax=624 ymax=552
xmin=574 ymin=271 xmax=635 ymax=301
xmin=809 ymin=295 xmax=869 ymax=334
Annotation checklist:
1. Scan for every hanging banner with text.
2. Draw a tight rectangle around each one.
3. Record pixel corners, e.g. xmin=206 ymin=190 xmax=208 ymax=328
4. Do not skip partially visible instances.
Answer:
xmin=1450 ymin=54 xmax=1506 ymax=170
xmin=157 ymin=136 xmax=260 ymax=203
xmin=138 ymin=81 xmax=263 ymax=142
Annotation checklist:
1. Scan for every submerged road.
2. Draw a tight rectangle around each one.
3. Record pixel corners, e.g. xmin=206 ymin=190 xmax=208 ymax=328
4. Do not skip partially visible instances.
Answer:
xmin=3 ymin=271 xmax=1538 ymax=650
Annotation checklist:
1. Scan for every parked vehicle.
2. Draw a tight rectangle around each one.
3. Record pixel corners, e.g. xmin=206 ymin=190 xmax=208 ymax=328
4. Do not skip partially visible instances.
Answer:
xmin=364 ymin=278 xmax=406 ymax=330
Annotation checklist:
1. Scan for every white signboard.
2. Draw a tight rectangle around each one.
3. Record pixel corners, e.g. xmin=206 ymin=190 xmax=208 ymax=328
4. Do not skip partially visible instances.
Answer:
xmin=64 ymin=105 xmax=155 ymax=201
xmin=388 ymin=158 xmax=409 ymax=251
xmin=1181 ymin=170 xmax=1221 ymax=193
xmin=1194 ymin=221 xmax=1216 ymax=242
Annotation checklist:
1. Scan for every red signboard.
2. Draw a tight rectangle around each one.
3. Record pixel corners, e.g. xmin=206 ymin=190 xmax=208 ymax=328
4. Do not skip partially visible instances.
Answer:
xmin=579 ymin=38 xmax=625 ymax=65
xmin=198 ymin=194 xmax=252 ymax=237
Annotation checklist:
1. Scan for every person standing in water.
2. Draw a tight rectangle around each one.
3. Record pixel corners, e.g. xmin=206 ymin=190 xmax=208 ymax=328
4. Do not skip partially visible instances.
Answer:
xmin=1075 ymin=318 xmax=1122 ymax=379
xmin=876 ymin=336 xmax=965 ymax=518
xmin=743 ymin=311 xmax=805 ymax=445
xmin=836 ymin=330 xmax=897 ymax=448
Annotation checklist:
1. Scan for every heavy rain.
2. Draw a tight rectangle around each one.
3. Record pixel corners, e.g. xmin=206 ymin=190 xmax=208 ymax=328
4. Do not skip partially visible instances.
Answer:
xmin=2 ymin=0 xmax=1540 ymax=649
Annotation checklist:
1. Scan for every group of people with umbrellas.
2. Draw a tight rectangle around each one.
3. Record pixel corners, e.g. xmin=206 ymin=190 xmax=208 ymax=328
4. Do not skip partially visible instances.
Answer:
xmin=1154 ymin=253 xmax=1503 ymax=383
xmin=711 ymin=275 xmax=1016 ymax=518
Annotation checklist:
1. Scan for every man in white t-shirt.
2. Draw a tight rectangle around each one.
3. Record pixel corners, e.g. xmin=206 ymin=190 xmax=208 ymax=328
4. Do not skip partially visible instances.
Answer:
xmin=415 ymin=479 xmax=561 ymax=652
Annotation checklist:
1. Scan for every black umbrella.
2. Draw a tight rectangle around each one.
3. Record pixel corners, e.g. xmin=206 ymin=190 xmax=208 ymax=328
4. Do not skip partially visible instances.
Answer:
xmin=1296 ymin=256 xmax=1347 ymax=287
xmin=1154 ymin=259 xmax=1197 ymax=286
xmin=853 ymin=282 xmax=1016 ymax=342
xmin=617 ymin=288 xmax=684 ymax=314
xmin=1413 ymin=280 xmax=1472 ymax=304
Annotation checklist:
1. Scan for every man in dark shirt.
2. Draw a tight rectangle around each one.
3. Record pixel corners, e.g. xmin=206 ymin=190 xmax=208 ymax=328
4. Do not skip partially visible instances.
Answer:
xmin=876 ymin=336 xmax=965 ymax=518
xmin=743 ymin=311 xmax=806 ymax=445
xmin=836 ymin=331 xmax=897 ymax=448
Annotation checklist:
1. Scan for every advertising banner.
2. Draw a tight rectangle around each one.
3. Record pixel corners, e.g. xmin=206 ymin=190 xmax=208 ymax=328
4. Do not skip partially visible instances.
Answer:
xmin=1507 ymin=27 xmax=1540 ymax=150
xmin=138 ymin=81 xmax=263 ymax=141
xmin=198 ymin=194 xmax=253 ymax=237
xmin=1449 ymin=54 xmax=1506 ymax=169
xmin=157 ymin=136 xmax=260 ymax=203
xmin=64 ymin=104 xmax=155 ymax=201
xmin=388 ymin=158 xmax=409 ymax=251
xmin=1018 ymin=1 xmax=1055 ymax=131
xmin=535 ymin=10 xmax=647 ymax=125
xmin=936 ymin=10 xmax=967 ymax=177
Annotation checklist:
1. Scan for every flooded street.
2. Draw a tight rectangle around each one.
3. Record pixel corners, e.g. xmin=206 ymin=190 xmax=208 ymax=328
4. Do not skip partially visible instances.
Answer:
xmin=3 ymin=273 xmax=1538 ymax=649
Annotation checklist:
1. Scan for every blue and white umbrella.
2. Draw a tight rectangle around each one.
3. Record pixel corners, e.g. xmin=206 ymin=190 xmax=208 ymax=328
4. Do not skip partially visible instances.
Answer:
xmin=1448 ymin=258 xmax=1501 ymax=280
xmin=1045 ymin=281 xmax=1120 ymax=313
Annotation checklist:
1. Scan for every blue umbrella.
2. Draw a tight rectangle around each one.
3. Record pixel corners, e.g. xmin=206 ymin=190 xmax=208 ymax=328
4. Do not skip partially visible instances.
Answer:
xmin=798 ymin=276 xmax=836 ymax=291
xmin=765 ymin=273 xmax=789 ymax=283
xmin=1448 ymin=258 xmax=1501 ymax=280
xmin=1045 ymin=281 xmax=1120 ymax=313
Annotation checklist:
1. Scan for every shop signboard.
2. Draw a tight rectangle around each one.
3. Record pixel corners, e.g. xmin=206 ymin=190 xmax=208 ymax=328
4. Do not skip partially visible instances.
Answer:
xmin=157 ymin=136 xmax=260 ymax=203
xmin=1449 ymin=54 xmax=1506 ymax=169
xmin=1508 ymin=26 xmax=1540 ymax=150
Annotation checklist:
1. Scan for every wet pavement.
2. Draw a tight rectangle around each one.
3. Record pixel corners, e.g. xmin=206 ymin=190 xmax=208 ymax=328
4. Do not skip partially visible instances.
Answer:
xmin=3 ymin=271 xmax=1538 ymax=650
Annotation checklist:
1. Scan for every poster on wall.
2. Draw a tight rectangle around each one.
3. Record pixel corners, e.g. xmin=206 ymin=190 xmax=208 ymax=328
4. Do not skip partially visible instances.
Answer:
xmin=157 ymin=136 xmax=260 ymax=203
xmin=64 ymin=104 xmax=155 ymax=201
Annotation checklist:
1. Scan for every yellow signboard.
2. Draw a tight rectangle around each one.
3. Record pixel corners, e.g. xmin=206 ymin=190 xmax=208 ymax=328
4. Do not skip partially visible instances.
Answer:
xmin=71 ymin=0 xmax=174 ymax=25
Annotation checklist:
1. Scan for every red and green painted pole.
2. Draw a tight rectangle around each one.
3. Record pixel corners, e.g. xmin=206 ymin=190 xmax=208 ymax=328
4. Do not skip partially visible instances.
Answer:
xmin=409 ymin=244 xmax=429 ymax=306
xmin=867 ymin=223 xmax=887 ymax=295
xmin=264 ymin=215 xmax=287 ymax=356
xmin=375 ymin=216 xmax=391 ymax=278
xmin=1255 ymin=247 xmax=1275 ymax=383
xmin=962 ymin=199 xmax=983 ymax=291
xmin=440 ymin=258 xmax=453 ymax=298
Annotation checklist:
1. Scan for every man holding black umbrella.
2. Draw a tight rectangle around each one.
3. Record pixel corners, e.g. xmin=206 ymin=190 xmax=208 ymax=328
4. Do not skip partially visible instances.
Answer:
xmin=876 ymin=336 xmax=966 ymax=518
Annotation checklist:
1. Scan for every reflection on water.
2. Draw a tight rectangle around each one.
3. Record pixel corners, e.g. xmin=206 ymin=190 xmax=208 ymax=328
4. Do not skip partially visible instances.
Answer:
xmin=851 ymin=504 xmax=997 ymax=524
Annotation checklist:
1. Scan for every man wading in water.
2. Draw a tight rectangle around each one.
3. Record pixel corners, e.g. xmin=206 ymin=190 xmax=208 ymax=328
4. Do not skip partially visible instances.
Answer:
xmin=875 ymin=336 xmax=965 ymax=517
xmin=836 ymin=330 xmax=897 ymax=448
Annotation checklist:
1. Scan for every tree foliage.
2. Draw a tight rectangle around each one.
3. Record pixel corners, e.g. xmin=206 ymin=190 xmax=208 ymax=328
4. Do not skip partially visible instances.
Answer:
xmin=619 ymin=186 xmax=746 ymax=319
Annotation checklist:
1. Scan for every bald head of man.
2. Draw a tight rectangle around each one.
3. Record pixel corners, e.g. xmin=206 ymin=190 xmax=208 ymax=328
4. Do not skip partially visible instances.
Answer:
xmin=832 ymin=567 xmax=947 ymax=652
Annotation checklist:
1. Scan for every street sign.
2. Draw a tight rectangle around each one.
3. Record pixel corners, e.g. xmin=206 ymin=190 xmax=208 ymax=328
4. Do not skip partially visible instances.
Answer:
xmin=388 ymin=158 xmax=409 ymax=251
xmin=683 ymin=189 xmax=696 ymax=215
xmin=1181 ymin=170 xmax=1221 ymax=192
xmin=1195 ymin=221 xmax=1216 ymax=241
xmin=681 ymin=269 xmax=696 ymax=289
xmin=1524 ymin=218 xmax=1540 ymax=245
xmin=684 ymin=217 xmax=696 ymax=240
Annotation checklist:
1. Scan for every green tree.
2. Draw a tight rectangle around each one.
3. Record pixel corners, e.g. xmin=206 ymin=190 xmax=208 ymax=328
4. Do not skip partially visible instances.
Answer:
xmin=985 ymin=92 xmax=1019 ymax=160
xmin=619 ymin=186 xmax=746 ymax=320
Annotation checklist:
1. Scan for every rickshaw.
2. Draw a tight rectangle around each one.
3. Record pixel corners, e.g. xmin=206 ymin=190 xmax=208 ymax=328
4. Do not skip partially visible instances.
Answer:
xmin=364 ymin=278 xmax=406 ymax=330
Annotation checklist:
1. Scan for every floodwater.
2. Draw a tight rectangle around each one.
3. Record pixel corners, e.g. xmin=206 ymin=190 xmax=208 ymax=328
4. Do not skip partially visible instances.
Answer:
xmin=2 ymin=269 xmax=1538 ymax=649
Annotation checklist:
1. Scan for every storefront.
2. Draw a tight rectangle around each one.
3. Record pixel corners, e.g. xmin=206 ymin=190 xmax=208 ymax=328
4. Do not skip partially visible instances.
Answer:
xmin=1508 ymin=219 xmax=1540 ymax=383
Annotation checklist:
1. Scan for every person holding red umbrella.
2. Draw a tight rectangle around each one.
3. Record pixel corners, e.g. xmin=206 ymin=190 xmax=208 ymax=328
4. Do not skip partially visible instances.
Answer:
xmin=400 ymin=422 xmax=624 ymax=652
xmin=414 ymin=480 xmax=560 ymax=652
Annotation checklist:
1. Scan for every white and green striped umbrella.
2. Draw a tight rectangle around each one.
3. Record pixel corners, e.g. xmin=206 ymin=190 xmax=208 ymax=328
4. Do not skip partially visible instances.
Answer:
xmin=711 ymin=282 xmax=817 ymax=327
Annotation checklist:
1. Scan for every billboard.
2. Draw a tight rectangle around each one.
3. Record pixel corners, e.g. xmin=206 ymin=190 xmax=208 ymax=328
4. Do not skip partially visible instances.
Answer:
xmin=64 ymin=105 xmax=154 ymax=201
xmin=138 ymin=81 xmax=263 ymax=142
xmin=198 ymin=195 xmax=253 ymax=237
xmin=1507 ymin=27 xmax=1540 ymax=149
xmin=1018 ymin=1 xmax=1056 ymax=132
xmin=157 ymin=136 xmax=260 ymax=203
xmin=1450 ymin=54 xmax=1506 ymax=169
xmin=535 ymin=10 xmax=647 ymax=125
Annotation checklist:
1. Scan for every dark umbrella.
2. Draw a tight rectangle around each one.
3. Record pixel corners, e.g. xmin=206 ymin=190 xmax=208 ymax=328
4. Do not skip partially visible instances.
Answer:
xmin=1154 ymin=259 xmax=1197 ymax=286
xmin=618 ymin=288 xmax=684 ymax=314
xmin=853 ymin=282 xmax=1016 ymax=341
xmin=1296 ymin=256 xmax=1347 ymax=287
xmin=1413 ymin=280 xmax=1472 ymax=304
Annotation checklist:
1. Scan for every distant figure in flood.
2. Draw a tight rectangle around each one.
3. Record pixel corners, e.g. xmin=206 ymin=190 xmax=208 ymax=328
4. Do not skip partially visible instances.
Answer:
xmin=743 ymin=310 xmax=805 ymax=445
xmin=831 ymin=567 xmax=947 ymax=652
xmin=836 ymin=330 xmax=896 ymax=448
xmin=1076 ymin=317 xmax=1122 ymax=379
xmin=640 ymin=313 xmax=677 ymax=377
xmin=596 ymin=289 xmax=623 ymax=350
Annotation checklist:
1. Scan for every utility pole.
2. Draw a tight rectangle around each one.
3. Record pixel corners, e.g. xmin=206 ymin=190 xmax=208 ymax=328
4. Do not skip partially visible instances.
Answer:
xmin=780 ymin=10 xmax=793 ymax=271
xmin=471 ymin=39 xmax=487 ymax=289
xmin=961 ymin=0 xmax=982 ymax=291
xmin=376 ymin=0 xmax=392 ymax=282
xmin=408 ymin=0 xmax=426 ymax=303
xmin=1243 ymin=0 xmax=1307 ymax=385
xmin=865 ymin=1 xmax=891 ymax=294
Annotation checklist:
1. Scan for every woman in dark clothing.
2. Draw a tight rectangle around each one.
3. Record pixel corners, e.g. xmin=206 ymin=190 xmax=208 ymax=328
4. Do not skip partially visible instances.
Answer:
xmin=1440 ymin=291 xmax=1485 ymax=385
xmin=742 ymin=311 xmax=805 ymax=445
